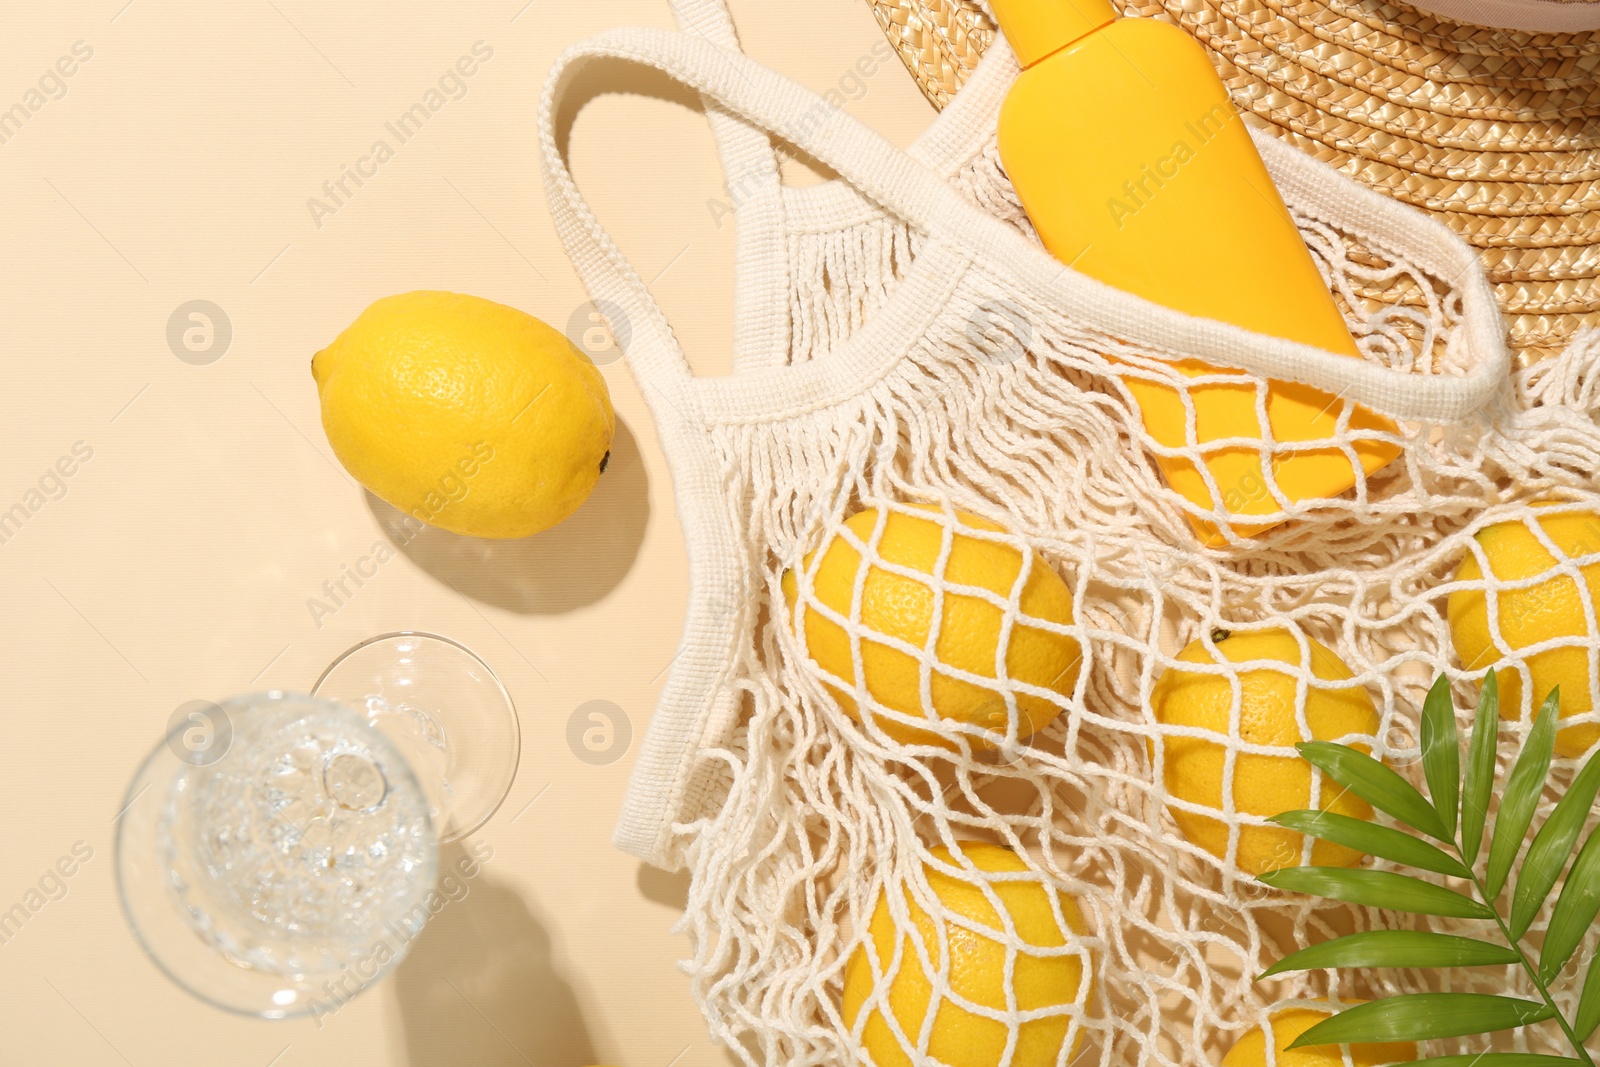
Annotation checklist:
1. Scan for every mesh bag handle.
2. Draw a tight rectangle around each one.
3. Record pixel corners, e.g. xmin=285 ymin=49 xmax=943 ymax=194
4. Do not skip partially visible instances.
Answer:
xmin=666 ymin=0 xmax=781 ymax=195
xmin=540 ymin=28 xmax=949 ymax=393
xmin=663 ymin=0 xmax=792 ymax=371
xmin=539 ymin=27 xmax=1510 ymax=421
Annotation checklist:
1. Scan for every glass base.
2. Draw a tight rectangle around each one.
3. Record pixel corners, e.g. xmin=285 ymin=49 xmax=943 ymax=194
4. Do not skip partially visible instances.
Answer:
xmin=116 ymin=692 xmax=438 ymax=1019
xmin=312 ymin=632 xmax=520 ymax=843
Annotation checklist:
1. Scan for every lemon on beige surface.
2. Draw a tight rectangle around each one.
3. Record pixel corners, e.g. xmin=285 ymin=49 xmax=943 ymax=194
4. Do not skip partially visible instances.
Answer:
xmin=842 ymin=843 xmax=1093 ymax=1067
xmin=1150 ymin=629 xmax=1380 ymax=876
xmin=1220 ymin=1005 xmax=1416 ymax=1067
xmin=780 ymin=504 xmax=1081 ymax=748
xmin=1449 ymin=507 xmax=1600 ymax=758
xmin=312 ymin=291 xmax=615 ymax=539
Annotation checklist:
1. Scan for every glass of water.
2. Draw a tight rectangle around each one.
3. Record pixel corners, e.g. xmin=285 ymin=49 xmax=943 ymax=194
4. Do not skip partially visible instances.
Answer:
xmin=115 ymin=633 xmax=519 ymax=1018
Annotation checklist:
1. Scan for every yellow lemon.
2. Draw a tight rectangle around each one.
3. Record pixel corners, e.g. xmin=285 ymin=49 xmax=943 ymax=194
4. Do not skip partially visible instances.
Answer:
xmin=1150 ymin=629 xmax=1379 ymax=875
xmin=842 ymin=843 xmax=1093 ymax=1067
xmin=1220 ymin=1005 xmax=1416 ymax=1067
xmin=312 ymin=291 xmax=614 ymax=539
xmin=1449 ymin=507 xmax=1600 ymax=758
xmin=781 ymin=505 xmax=1081 ymax=748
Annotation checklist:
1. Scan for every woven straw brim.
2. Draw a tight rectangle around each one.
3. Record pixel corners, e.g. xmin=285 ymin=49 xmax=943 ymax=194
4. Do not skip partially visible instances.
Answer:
xmin=865 ymin=0 xmax=996 ymax=107
xmin=863 ymin=0 xmax=1600 ymax=362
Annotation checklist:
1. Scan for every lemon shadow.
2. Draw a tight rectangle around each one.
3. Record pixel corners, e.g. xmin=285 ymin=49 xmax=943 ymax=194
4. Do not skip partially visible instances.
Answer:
xmin=366 ymin=418 xmax=649 ymax=614
xmin=393 ymin=842 xmax=604 ymax=1067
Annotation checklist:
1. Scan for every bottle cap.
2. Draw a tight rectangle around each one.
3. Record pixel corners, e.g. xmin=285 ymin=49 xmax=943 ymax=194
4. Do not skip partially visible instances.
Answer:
xmin=988 ymin=0 xmax=1118 ymax=67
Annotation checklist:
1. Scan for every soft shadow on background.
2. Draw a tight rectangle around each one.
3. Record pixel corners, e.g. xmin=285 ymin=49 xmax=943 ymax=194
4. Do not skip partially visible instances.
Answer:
xmin=368 ymin=419 xmax=649 ymax=613
xmin=637 ymin=864 xmax=754 ymax=1067
xmin=636 ymin=862 xmax=691 ymax=911
xmin=395 ymin=842 xmax=601 ymax=1067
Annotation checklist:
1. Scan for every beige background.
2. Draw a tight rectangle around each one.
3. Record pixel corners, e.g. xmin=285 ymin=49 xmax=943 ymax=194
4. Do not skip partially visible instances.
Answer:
xmin=0 ymin=2 xmax=933 ymax=1063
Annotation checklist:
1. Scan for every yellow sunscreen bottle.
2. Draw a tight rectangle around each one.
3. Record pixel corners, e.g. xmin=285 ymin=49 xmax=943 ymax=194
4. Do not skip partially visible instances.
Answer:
xmin=991 ymin=0 xmax=1400 ymax=545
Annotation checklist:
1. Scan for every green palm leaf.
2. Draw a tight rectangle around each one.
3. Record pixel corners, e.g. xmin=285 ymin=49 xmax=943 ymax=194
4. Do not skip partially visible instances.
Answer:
xmin=1297 ymin=741 xmax=1451 ymax=841
xmin=1421 ymin=674 xmax=1461 ymax=838
xmin=1485 ymin=690 xmax=1560 ymax=899
xmin=1576 ymin=953 xmax=1600 ymax=1042
xmin=1539 ymin=820 xmax=1600 ymax=982
xmin=1510 ymin=741 xmax=1600 ymax=938
xmin=1287 ymin=993 xmax=1554 ymax=1048
xmin=1257 ymin=929 xmax=1517 ymax=978
xmin=1262 ymin=672 xmax=1600 ymax=1067
xmin=1269 ymin=810 xmax=1471 ymax=878
xmin=1461 ymin=671 xmax=1501 ymax=867
xmin=1257 ymin=867 xmax=1493 ymax=919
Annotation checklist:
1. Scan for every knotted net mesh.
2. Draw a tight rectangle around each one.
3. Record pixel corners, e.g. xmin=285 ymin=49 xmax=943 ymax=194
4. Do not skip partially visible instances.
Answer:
xmin=659 ymin=122 xmax=1600 ymax=1067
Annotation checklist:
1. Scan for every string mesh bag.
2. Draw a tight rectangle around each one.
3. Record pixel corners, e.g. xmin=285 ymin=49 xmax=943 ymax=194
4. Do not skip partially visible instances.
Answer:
xmin=539 ymin=11 xmax=1600 ymax=1067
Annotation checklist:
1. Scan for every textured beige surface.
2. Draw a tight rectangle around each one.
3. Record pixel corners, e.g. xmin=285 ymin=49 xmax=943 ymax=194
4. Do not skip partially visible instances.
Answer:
xmin=0 ymin=2 xmax=930 ymax=1063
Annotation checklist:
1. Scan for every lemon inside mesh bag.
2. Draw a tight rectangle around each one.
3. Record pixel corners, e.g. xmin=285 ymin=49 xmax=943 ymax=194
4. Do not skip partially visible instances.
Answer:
xmin=782 ymin=503 xmax=1082 ymax=750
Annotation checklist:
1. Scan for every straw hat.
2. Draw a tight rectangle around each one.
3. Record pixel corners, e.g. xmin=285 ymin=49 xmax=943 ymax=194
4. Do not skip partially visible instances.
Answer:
xmin=864 ymin=0 xmax=1600 ymax=363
